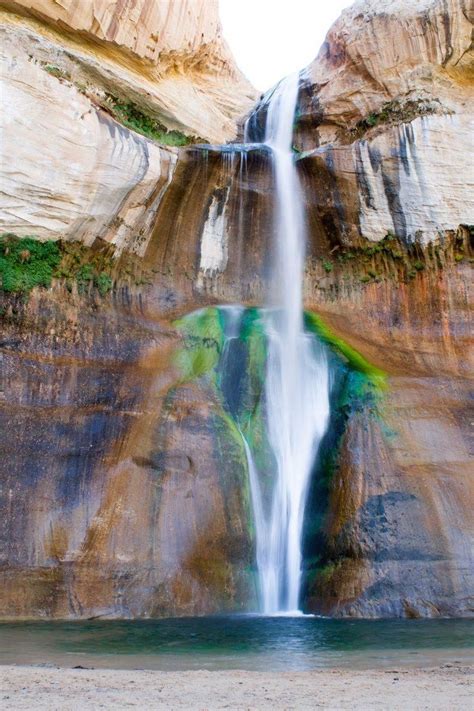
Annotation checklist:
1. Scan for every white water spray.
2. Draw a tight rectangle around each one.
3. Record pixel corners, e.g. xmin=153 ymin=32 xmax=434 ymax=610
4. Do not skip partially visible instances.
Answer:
xmin=247 ymin=74 xmax=331 ymax=614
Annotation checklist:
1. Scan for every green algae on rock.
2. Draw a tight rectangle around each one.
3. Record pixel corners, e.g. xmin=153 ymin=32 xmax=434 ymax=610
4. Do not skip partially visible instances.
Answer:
xmin=171 ymin=305 xmax=391 ymax=616
xmin=304 ymin=311 xmax=386 ymax=387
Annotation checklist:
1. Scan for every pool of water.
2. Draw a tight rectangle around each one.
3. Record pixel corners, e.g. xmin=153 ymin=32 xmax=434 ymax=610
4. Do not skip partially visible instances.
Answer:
xmin=0 ymin=616 xmax=472 ymax=671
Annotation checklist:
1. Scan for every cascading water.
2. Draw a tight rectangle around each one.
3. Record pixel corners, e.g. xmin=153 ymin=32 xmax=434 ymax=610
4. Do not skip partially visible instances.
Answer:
xmin=246 ymin=74 xmax=331 ymax=614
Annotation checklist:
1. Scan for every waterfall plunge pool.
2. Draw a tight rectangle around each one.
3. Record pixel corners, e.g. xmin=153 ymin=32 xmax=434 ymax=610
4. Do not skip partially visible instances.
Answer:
xmin=0 ymin=617 xmax=472 ymax=671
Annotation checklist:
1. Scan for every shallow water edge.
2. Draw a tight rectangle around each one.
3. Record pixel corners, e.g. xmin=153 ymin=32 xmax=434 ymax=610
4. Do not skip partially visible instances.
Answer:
xmin=0 ymin=616 xmax=472 ymax=672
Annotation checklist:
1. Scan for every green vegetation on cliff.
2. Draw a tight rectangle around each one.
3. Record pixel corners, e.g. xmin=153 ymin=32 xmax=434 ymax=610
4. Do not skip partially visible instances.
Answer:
xmin=40 ymin=61 xmax=200 ymax=147
xmin=103 ymin=97 xmax=197 ymax=147
xmin=317 ymin=229 xmax=472 ymax=287
xmin=0 ymin=234 xmax=61 ymax=293
xmin=168 ymin=305 xmax=390 ymax=610
xmin=301 ymin=310 xmax=389 ymax=602
xmin=173 ymin=306 xmax=387 ymax=539
xmin=351 ymin=98 xmax=443 ymax=138
xmin=43 ymin=64 xmax=71 ymax=81
xmin=0 ymin=234 xmax=114 ymax=298
xmin=304 ymin=311 xmax=386 ymax=509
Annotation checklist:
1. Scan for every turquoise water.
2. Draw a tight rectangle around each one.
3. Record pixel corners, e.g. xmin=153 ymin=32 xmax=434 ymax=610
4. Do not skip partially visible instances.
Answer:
xmin=0 ymin=617 xmax=472 ymax=671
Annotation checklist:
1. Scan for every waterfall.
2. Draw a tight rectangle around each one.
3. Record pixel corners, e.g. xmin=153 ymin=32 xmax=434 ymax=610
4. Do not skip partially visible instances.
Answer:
xmin=246 ymin=74 xmax=331 ymax=614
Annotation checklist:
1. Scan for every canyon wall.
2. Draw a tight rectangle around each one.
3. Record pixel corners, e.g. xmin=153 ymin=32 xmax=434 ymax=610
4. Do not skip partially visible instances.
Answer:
xmin=0 ymin=0 xmax=256 ymax=247
xmin=294 ymin=0 xmax=473 ymax=617
xmin=0 ymin=0 xmax=259 ymax=618
xmin=0 ymin=0 xmax=473 ymax=618
xmin=1 ymin=0 xmax=256 ymax=142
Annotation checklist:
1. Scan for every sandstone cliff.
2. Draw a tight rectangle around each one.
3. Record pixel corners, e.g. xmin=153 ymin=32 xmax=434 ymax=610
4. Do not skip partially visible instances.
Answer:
xmin=1 ymin=0 xmax=256 ymax=142
xmin=0 ymin=0 xmax=256 ymax=247
xmin=301 ymin=0 xmax=473 ymax=146
xmin=299 ymin=0 xmax=474 ymax=245
xmin=246 ymin=0 xmax=473 ymax=245
xmin=291 ymin=0 xmax=474 ymax=617
xmin=0 ymin=0 xmax=473 ymax=619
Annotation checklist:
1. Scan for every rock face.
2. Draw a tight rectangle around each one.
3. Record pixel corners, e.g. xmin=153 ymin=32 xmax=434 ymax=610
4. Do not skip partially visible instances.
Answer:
xmin=292 ymin=0 xmax=474 ymax=617
xmin=1 ymin=0 xmax=256 ymax=142
xmin=299 ymin=113 xmax=473 ymax=245
xmin=298 ymin=0 xmax=473 ymax=147
xmin=244 ymin=0 xmax=474 ymax=245
xmin=1 ymin=40 xmax=177 ymax=252
xmin=0 ymin=0 xmax=473 ymax=619
xmin=0 ymin=289 xmax=255 ymax=617
xmin=301 ymin=241 xmax=473 ymax=618
xmin=0 ymin=0 xmax=256 ymax=246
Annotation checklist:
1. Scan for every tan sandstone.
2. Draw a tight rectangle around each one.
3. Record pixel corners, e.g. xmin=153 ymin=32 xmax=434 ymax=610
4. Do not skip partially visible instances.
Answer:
xmin=1 ymin=0 xmax=256 ymax=142
xmin=303 ymin=0 xmax=473 ymax=145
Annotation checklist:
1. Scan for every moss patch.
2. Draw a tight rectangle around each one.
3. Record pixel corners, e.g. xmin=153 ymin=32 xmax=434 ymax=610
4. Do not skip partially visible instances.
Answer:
xmin=301 ymin=313 xmax=387 ymax=605
xmin=173 ymin=308 xmax=225 ymax=382
xmin=304 ymin=311 xmax=386 ymax=387
xmin=169 ymin=306 xmax=389 ymax=611
xmin=0 ymin=234 xmax=123 ymax=300
xmin=172 ymin=306 xmax=273 ymax=524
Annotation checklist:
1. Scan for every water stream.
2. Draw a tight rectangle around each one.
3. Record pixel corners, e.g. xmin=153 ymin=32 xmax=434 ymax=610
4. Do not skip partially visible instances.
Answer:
xmin=244 ymin=75 xmax=331 ymax=614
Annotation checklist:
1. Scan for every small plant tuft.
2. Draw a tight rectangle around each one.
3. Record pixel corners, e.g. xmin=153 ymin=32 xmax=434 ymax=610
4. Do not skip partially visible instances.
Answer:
xmin=95 ymin=272 xmax=113 ymax=296
xmin=43 ymin=64 xmax=71 ymax=81
xmin=352 ymin=99 xmax=441 ymax=137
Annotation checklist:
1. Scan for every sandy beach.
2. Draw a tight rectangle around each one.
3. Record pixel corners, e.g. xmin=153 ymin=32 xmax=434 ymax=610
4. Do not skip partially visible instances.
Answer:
xmin=0 ymin=664 xmax=471 ymax=710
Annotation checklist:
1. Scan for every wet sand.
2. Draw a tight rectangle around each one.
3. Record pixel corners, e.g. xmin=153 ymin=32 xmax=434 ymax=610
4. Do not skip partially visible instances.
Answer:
xmin=0 ymin=664 xmax=472 ymax=709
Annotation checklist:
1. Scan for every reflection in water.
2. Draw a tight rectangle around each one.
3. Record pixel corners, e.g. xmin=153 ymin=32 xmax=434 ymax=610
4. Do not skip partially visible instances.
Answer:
xmin=0 ymin=617 xmax=472 ymax=671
